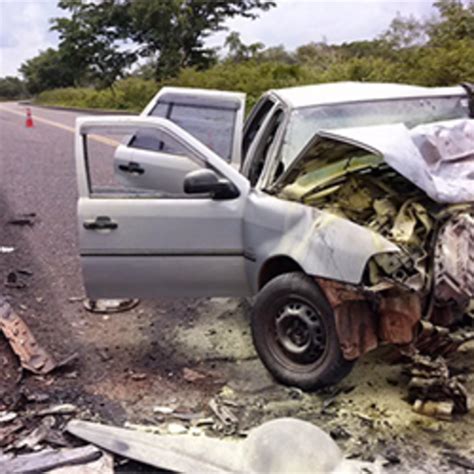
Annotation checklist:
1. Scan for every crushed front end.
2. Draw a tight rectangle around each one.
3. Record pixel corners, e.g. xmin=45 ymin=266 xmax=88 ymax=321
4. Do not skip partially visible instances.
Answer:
xmin=272 ymin=119 xmax=474 ymax=360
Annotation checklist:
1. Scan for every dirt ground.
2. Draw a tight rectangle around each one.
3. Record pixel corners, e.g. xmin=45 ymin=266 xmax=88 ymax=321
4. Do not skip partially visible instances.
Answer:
xmin=1 ymin=288 xmax=473 ymax=472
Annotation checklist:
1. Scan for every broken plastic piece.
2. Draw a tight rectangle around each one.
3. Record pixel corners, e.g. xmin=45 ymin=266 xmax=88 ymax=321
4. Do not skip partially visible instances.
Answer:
xmin=0 ymin=297 xmax=58 ymax=374
xmin=83 ymin=299 xmax=139 ymax=314
xmin=67 ymin=418 xmax=378 ymax=473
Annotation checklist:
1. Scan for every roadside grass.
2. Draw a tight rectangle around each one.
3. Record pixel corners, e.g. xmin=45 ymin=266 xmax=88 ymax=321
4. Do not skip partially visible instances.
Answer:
xmin=35 ymin=78 xmax=157 ymax=113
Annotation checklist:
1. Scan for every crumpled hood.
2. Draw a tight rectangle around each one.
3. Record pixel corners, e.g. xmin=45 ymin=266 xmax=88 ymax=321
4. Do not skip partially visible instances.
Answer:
xmin=273 ymin=119 xmax=474 ymax=204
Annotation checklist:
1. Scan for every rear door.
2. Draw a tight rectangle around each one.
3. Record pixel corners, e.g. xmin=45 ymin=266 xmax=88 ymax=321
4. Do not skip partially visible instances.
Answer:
xmin=76 ymin=116 xmax=251 ymax=299
xmin=115 ymin=87 xmax=246 ymax=193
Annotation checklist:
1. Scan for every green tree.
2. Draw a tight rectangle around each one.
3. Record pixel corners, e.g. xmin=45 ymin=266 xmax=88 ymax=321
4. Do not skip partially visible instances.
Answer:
xmin=427 ymin=0 xmax=474 ymax=46
xmin=51 ymin=0 xmax=136 ymax=89
xmin=52 ymin=0 xmax=275 ymax=82
xmin=0 ymin=76 xmax=27 ymax=100
xmin=380 ymin=14 xmax=427 ymax=49
xmin=224 ymin=32 xmax=265 ymax=62
xmin=19 ymin=48 xmax=75 ymax=94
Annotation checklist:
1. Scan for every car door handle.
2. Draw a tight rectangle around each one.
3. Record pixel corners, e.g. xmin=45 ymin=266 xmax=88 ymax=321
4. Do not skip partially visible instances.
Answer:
xmin=118 ymin=161 xmax=145 ymax=175
xmin=83 ymin=216 xmax=118 ymax=231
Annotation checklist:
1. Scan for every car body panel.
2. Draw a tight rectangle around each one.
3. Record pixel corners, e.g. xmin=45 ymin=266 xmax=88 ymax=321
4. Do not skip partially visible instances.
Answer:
xmin=243 ymin=191 xmax=399 ymax=293
xmin=76 ymin=116 xmax=250 ymax=298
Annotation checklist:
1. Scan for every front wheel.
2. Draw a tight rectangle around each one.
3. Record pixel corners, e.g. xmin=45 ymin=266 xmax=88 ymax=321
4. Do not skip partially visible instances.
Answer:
xmin=251 ymin=272 xmax=355 ymax=390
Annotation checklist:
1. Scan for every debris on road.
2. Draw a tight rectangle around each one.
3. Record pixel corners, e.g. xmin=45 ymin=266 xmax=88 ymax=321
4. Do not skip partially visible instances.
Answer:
xmin=405 ymin=353 xmax=470 ymax=419
xmin=153 ymin=406 xmax=175 ymax=415
xmin=66 ymin=417 xmax=383 ymax=473
xmin=183 ymin=367 xmax=207 ymax=383
xmin=0 ymin=445 xmax=102 ymax=474
xmin=7 ymin=213 xmax=37 ymax=227
xmin=0 ymin=297 xmax=58 ymax=374
xmin=209 ymin=397 xmax=239 ymax=434
xmin=4 ymin=271 xmax=29 ymax=289
xmin=13 ymin=416 xmax=55 ymax=450
xmin=83 ymin=298 xmax=139 ymax=314
xmin=37 ymin=404 xmax=78 ymax=417
xmin=0 ymin=411 xmax=18 ymax=424
xmin=415 ymin=320 xmax=474 ymax=357
xmin=0 ymin=246 xmax=15 ymax=254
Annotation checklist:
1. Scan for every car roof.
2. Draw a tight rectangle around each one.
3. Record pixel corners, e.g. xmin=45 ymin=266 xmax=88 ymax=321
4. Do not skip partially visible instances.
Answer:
xmin=269 ymin=82 xmax=466 ymax=109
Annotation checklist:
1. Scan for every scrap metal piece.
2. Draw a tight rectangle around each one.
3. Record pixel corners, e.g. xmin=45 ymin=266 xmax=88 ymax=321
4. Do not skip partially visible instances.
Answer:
xmin=7 ymin=213 xmax=37 ymax=226
xmin=0 ymin=297 xmax=57 ymax=374
xmin=405 ymin=354 xmax=470 ymax=417
xmin=317 ymin=279 xmax=422 ymax=360
xmin=415 ymin=320 xmax=474 ymax=356
xmin=83 ymin=298 xmax=139 ymax=314
xmin=378 ymin=290 xmax=421 ymax=345
xmin=0 ymin=445 xmax=101 ymax=474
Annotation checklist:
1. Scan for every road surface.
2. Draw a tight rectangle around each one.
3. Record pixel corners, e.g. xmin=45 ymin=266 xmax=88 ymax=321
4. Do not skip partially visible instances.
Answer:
xmin=0 ymin=102 xmax=473 ymax=472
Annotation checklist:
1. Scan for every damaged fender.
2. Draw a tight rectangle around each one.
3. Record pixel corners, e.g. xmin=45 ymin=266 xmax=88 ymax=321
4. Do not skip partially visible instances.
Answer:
xmin=244 ymin=191 xmax=400 ymax=292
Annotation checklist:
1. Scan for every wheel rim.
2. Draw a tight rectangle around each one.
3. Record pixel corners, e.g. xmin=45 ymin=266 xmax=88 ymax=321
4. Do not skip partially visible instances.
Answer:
xmin=271 ymin=299 xmax=327 ymax=368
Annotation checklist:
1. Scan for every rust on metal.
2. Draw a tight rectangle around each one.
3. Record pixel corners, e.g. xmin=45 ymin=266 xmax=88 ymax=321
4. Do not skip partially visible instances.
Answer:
xmin=0 ymin=297 xmax=57 ymax=374
xmin=317 ymin=279 xmax=422 ymax=360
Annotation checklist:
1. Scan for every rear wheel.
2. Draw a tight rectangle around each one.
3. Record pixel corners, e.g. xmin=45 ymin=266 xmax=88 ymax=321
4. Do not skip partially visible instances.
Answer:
xmin=251 ymin=272 xmax=354 ymax=390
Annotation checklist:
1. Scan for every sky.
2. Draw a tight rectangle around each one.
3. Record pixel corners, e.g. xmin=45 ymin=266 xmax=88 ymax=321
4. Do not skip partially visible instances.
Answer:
xmin=0 ymin=0 xmax=436 ymax=78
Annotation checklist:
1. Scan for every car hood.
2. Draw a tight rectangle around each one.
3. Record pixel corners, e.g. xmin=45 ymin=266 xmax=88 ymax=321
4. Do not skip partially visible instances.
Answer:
xmin=271 ymin=119 xmax=474 ymax=204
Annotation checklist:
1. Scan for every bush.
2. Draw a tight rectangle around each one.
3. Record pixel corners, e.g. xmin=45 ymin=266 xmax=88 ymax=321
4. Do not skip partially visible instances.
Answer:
xmin=36 ymin=78 xmax=157 ymax=112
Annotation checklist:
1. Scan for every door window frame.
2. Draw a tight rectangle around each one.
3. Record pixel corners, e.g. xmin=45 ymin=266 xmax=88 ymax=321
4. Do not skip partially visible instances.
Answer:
xmin=76 ymin=117 xmax=250 ymax=200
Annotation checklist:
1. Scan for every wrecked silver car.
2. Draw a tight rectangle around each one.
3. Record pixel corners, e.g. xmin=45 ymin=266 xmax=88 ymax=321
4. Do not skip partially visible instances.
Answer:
xmin=75 ymin=83 xmax=474 ymax=390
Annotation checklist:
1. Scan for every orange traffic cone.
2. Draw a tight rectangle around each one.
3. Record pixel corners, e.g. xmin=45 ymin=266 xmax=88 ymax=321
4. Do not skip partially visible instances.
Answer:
xmin=25 ymin=108 xmax=34 ymax=128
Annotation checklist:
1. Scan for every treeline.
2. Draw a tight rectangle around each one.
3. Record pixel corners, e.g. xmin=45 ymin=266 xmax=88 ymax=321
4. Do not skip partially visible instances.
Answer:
xmin=1 ymin=0 xmax=473 ymax=111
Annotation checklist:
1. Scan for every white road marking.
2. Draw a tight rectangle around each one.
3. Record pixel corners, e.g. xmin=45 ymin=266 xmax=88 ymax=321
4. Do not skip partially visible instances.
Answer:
xmin=0 ymin=104 xmax=120 ymax=147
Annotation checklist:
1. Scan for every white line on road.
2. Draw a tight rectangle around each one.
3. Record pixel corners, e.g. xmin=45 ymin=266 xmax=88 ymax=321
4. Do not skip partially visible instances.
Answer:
xmin=0 ymin=104 xmax=120 ymax=147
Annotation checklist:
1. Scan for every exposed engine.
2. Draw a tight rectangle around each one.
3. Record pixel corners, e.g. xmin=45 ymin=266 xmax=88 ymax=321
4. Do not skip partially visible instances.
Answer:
xmin=302 ymin=166 xmax=474 ymax=324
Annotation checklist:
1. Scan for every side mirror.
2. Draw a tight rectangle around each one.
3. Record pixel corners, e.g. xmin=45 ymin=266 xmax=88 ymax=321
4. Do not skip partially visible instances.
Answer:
xmin=184 ymin=169 xmax=240 ymax=200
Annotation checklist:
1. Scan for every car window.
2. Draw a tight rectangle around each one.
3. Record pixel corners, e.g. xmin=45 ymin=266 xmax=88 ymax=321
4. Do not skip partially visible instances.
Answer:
xmin=134 ymin=101 xmax=237 ymax=162
xmin=84 ymin=127 xmax=204 ymax=199
xmin=248 ymin=109 xmax=284 ymax=186
xmin=242 ymin=98 xmax=275 ymax=162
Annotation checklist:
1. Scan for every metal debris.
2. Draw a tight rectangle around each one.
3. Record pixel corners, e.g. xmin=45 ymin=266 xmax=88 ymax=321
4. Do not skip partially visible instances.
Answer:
xmin=48 ymin=451 xmax=114 ymax=474
xmin=14 ymin=416 xmax=55 ymax=450
xmin=0 ymin=411 xmax=17 ymax=423
xmin=0 ymin=297 xmax=58 ymax=374
xmin=5 ymin=271 xmax=29 ymax=289
xmin=83 ymin=298 xmax=139 ymax=314
xmin=317 ymin=279 xmax=422 ymax=360
xmin=405 ymin=354 xmax=470 ymax=419
xmin=415 ymin=320 xmax=474 ymax=357
xmin=0 ymin=445 xmax=102 ymax=474
xmin=183 ymin=367 xmax=207 ymax=383
xmin=37 ymin=404 xmax=77 ymax=417
xmin=208 ymin=397 xmax=239 ymax=434
xmin=7 ymin=213 xmax=37 ymax=226
xmin=153 ymin=406 xmax=175 ymax=415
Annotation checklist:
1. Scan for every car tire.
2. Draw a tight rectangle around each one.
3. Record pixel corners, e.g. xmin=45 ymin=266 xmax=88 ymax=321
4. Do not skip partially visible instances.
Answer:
xmin=251 ymin=272 xmax=354 ymax=390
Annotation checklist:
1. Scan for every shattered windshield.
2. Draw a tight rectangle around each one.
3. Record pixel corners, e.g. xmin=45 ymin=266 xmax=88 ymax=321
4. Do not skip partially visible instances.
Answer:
xmin=279 ymin=96 xmax=469 ymax=170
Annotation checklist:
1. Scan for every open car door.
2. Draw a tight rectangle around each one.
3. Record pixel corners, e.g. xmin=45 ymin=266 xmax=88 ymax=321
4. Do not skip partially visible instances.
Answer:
xmin=114 ymin=87 xmax=246 ymax=193
xmin=76 ymin=115 xmax=251 ymax=299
